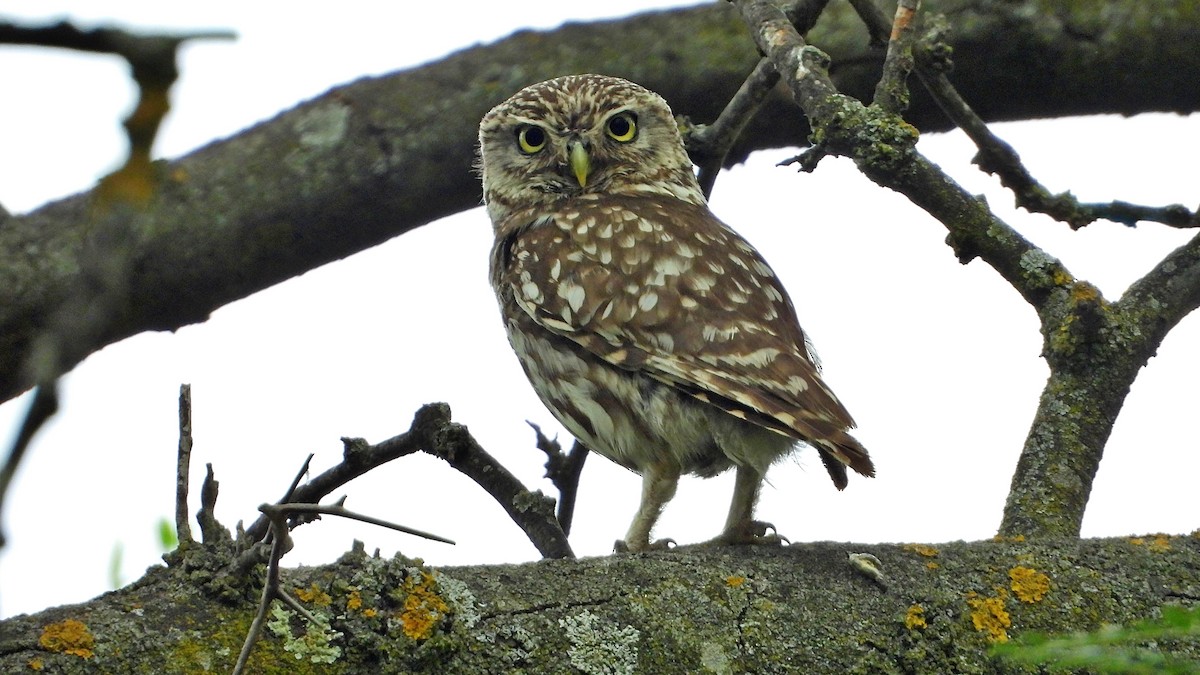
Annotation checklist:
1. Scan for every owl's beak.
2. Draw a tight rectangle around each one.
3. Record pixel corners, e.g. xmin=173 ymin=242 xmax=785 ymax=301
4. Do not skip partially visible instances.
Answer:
xmin=568 ymin=140 xmax=590 ymax=188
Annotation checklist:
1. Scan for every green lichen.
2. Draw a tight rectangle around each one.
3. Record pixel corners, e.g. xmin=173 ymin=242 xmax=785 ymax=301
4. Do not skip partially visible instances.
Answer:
xmin=560 ymin=609 xmax=640 ymax=675
xmin=266 ymin=601 xmax=343 ymax=665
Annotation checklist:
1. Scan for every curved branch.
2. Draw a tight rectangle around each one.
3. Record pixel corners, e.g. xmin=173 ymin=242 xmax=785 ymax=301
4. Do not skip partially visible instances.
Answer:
xmin=2 ymin=0 xmax=1198 ymax=405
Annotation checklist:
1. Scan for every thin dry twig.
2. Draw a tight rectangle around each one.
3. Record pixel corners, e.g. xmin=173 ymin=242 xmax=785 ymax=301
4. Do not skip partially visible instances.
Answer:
xmin=175 ymin=384 xmax=195 ymax=548
xmin=871 ymin=0 xmax=921 ymax=113
xmin=688 ymin=59 xmax=781 ymax=198
xmin=846 ymin=0 xmax=892 ymax=46
xmin=231 ymin=500 xmax=451 ymax=674
xmin=271 ymin=503 xmax=456 ymax=545
xmin=0 ymin=386 xmax=58 ymax=547
xmin=908 ymin=22 xmax=1198 ymax=229
xmin=528 ymin=422 xmax=589 ymax=536
xmin=238 ymin=403 xmax=574 ymax=559
xmin=687 ymin=1 xmax=835 ymax=197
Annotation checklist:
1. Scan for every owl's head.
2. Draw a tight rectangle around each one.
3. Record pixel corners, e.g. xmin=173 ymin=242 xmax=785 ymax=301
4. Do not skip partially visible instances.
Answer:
xmin=478 ymin=74 xmax=705 ymax=225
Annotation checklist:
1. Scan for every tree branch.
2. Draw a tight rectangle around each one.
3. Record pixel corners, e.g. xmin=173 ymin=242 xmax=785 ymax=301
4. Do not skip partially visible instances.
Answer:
xmin=2 ymin=0 xmax=1198 ymax=406
xmin=238 ymin=403 xmax=573 ymax=560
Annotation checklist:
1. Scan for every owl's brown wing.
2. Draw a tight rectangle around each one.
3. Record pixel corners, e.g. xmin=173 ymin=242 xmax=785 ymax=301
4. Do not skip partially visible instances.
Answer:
xmin=493 ymin=196 xmax=874 ymax=483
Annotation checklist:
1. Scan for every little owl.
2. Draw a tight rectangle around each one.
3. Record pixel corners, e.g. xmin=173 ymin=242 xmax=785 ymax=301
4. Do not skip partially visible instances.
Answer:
xmin=479 ymin=74 xmax=873 ymax=552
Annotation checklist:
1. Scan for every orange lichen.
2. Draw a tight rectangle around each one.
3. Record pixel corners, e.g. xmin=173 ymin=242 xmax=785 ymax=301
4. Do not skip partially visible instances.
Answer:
xmin=346 ymin=589 xmax=363 ymax=612
xmin=926 ymin=561 xmax=940 ymax=571
xmin=1009 ymin=566 xmax=1050 ymax=603
xmin=902 ymin=544 xmax=939 ymax=557
xmin=904 ymin=605 xmax=927 ymax=630
xmin=1128 ymin=534 xmax=1170 ymax=552
xmin=294 ymin=583 xmax=332 ymax=606
xmin=967 ymin=593 xmax=1011 ymax=644
xmin=399 ymin=571 xmax=448 ymax=640
xmin=28 ymin=658 xmax=44 ymax=671
xmin=725 ymin=575 xmax=747 ymax=588
xmin=38 ymin=619 xmax=95 ymax=659
xmin=363 ymin=608 xmax=378 ymax=618
xmin=1148 ymin=534 xmax=1171 ymax=552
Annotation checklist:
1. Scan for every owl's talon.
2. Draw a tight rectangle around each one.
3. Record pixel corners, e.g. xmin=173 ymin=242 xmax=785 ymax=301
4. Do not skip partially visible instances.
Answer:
xmin=614 ymin=538 xmax=675 ymax=553
xmin=703 ymin=520 xmax=789 ymax=547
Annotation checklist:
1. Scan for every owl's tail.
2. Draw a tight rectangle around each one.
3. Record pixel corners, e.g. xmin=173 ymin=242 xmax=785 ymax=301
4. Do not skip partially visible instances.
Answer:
xmin=812 ymin=432 xmax=874 ymax=491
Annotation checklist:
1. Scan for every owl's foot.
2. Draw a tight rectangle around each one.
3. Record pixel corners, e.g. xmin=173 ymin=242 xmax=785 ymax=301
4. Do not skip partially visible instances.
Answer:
xmin=703 ymin=520 xmax=789 ymax=547
xmin=614 ymin=537 xmax=675 ymax=553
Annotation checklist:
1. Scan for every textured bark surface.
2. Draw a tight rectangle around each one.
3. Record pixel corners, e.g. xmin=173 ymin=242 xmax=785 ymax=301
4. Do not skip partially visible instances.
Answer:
xmin=2 ymin=536 xmax=1198 ymax=672
xmin=2 ymin=0 xmax=1198 ymax=404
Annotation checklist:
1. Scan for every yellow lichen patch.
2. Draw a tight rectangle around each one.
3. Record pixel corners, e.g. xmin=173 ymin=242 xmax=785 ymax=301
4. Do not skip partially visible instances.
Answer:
xmin=1009 ymin=566 xmax=1050 ymax=603
xmin=28 ymin=658 xmax=44 ymax=671
xmin=902 ymin=544 xmax=939 ymax=557
xmin=346 ymin=589 xmax=363 ymax=612
xmin=399 ymin=571 xmax=449 ymax=640
xmin=294 ymin=583 xmax=332 ymax=606
xmin=967 ymin=593 xmax=1011 ymax=644
xmin=1148 ymin=534 xmax=1171 ymax=552
xmin=38 ymin=619 xmax=95 ymax=659
xmin=725 ymin=575 xmax=747 ymax=588
xmin=991 ymin=534 xmax=1026 ymax=543
xmin=904 ymin=605 xmax=927 ymax=630
xmin=1128 ymin=537 xmax=1144 ymax=546
xmin=926 ymin=561 xmax=940 ymax=570
xmin=1070 ymin=281 xmax=1101 ymax=303
xmin=363 ymin=608 xmax=378 ymax=618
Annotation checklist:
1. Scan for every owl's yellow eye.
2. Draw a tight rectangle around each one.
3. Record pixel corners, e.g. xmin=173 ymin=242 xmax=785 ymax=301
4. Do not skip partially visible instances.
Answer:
xmin=605 ymin=112 xmax=638 ymax=142
xmin=516 ymin=125 xmax=547 ymax=154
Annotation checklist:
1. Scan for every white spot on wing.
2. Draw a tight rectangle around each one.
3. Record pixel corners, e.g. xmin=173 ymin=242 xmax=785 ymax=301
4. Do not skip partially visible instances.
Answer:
xmin=558 ymin=281 xmax=586 ymax=313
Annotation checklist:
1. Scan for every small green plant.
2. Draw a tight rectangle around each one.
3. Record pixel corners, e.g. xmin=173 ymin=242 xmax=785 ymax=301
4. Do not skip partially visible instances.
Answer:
xmin=993 ymin=605 xmax=1200 ymax=673
xmin=108 ymin=517 xmax=178 ymax=589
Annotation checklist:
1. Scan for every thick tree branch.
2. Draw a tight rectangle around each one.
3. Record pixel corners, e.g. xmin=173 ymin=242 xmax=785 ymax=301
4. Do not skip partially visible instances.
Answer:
xmin=2 ymin=0 xmax=1198 ymax=406
xmin=3 ymin=535 xmax=1198 ymax=671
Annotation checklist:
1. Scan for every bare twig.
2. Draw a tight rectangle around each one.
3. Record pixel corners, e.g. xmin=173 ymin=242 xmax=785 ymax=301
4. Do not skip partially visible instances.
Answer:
xmin=914 ymin=29 xmax=1198 ymax=229
xmin=197 ymin=463 xmax=230 ymax=545
xmin=423 ymin=407 xmax=574 ymax=559
xmin=231 ymin=507 xmax=290 ymax=675
xmin=846 ymin=0 xmax=892 ymax=46
xmin=687 ymin=1 xmax=836 ymax=197
xmin=528 ymin=422 xmax=589 ymax=536
xmin=175 ymin=384 xmax=195 ymax=548
xmin=688 ymin=59 xmax=781 ymax=198
xmin=0 ymin=385 xmax=58 ymax=547
xmin=871 ymin=0 xmax=921 ymax=113
xmin=269 ymin=503 xmax=455 ymax=545
xmin=239 ymin=404 xmax=572 ymax=559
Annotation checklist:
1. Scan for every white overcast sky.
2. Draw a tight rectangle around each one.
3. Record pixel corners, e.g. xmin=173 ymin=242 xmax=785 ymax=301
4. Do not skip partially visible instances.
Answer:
xmin=1 ymin=2 xmax=1197 ymax=619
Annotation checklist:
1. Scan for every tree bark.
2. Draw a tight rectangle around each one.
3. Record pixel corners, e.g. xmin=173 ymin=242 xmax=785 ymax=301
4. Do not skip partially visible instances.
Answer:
xmin=1 ymin=0 xmax=1198 ymax=404
xmin=2 ymin=536 xmax=1197 ymax=672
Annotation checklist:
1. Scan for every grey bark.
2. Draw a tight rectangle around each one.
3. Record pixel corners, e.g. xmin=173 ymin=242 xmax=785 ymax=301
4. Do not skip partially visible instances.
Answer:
xmin=1 ymin=0 xmax=1198 ymax=404
xmin=1 ymin=536 xmax=1198 ymax=672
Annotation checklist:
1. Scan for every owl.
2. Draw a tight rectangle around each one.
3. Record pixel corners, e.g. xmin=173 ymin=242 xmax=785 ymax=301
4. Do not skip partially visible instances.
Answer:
xmin=479 ymin=74 xmax=873 ymax=552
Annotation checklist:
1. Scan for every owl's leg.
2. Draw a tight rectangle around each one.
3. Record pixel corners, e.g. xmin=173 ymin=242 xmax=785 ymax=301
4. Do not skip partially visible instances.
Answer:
xmin=615 ymin=462 xmax=679 ymax=553
xmin=706 ymin=464 xmax=785 ymax=546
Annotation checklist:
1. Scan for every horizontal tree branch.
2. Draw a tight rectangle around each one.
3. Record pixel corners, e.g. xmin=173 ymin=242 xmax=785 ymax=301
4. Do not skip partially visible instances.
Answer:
xmin=2 ymin=0 xmax=1198 ymax=404
xmin=2 ymin=535 xmax=1197 ymax=671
